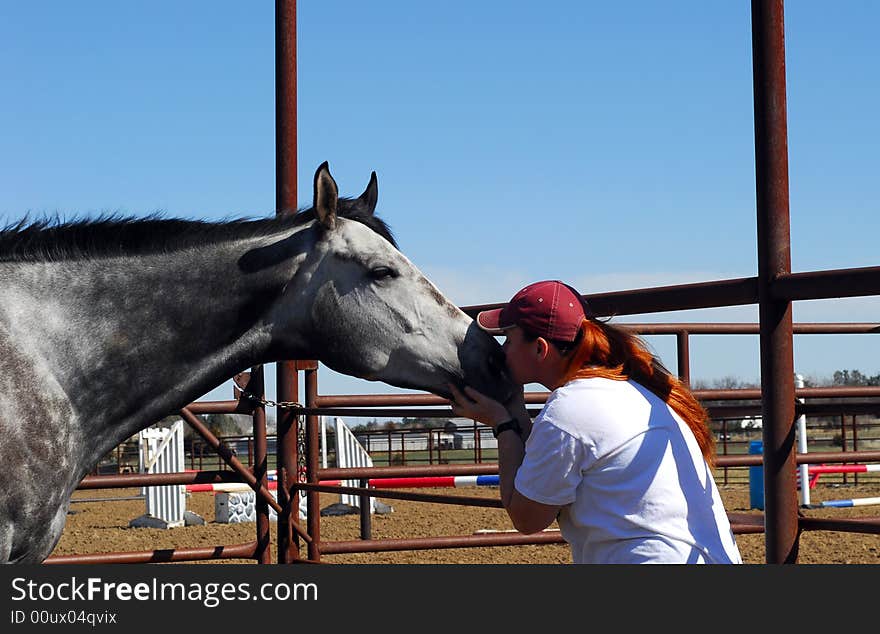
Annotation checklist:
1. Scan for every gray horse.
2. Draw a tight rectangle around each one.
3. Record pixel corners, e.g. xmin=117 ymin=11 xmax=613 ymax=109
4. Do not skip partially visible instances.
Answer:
xmin=0 ymin=162 xmax=516 ymax=563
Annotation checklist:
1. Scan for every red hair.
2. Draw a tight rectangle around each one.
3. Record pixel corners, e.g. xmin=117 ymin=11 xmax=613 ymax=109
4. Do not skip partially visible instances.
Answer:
xmin=555 ymin=318 xmax=716 ymax=467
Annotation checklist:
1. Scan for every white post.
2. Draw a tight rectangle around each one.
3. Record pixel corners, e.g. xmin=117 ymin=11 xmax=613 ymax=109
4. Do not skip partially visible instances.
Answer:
xmin=795 ymin=373 xmax=810 ymax=506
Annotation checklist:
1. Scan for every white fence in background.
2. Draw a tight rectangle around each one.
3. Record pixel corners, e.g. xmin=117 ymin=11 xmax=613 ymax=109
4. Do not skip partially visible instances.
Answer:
xmin=138 ymin=416 xmax=381 ymax=526
xmin=795 ymin=374 xmax=810 ymax=506
xmin=139 ymin=420 xmax=187 ymax=528
xmin=332 ymin=416 xmax=378 ymax=513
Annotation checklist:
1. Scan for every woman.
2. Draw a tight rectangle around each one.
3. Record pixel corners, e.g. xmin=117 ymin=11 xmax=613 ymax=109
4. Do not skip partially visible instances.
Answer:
xmin=448 ymin=280 xmax=742 ymax=564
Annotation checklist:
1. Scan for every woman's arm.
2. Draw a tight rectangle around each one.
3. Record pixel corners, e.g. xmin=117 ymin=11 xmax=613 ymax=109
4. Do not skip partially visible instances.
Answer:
xmin=448 ymin=384 xmax=561 ymax=534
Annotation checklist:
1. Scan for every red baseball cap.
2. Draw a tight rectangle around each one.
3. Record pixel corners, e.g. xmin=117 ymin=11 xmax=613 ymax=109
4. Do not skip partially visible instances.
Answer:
xmin=476 ymin=280 xmax=588 ymax=342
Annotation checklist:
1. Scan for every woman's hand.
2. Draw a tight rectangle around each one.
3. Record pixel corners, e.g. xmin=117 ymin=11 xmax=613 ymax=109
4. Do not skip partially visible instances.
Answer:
xmin=447 ymin=383 xmax=510 ymax=427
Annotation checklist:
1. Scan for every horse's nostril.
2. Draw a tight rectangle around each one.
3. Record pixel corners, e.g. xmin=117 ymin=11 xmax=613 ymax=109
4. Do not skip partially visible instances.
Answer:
xmin=488 ymin=350 xmax=507 ymax=377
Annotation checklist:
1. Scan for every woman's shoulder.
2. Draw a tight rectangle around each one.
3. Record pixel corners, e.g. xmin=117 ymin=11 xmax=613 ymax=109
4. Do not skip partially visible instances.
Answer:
xmin=538 ymin=378 xmax=646 ymax=440
xmin=550 ymin=377 xmax=656 ymax=417
xmin=545 ymin=377 xmax=627 ymax=412
xmin=556 ymin=376 xmax=634 ymax=398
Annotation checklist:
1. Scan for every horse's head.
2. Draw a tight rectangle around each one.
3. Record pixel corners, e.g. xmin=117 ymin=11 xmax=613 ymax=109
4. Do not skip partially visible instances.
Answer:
xmin=267 ymin=162 xmax=516 ymax=406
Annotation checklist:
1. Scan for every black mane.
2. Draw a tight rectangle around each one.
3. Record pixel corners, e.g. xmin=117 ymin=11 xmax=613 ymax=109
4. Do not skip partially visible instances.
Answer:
xmin=0 ymin=198 xmax=397 ymax=263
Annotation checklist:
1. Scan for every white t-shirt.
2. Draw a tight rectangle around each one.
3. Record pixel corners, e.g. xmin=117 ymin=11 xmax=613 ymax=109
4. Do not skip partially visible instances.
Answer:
xmin=514 ymin=377 xmax=742 ymax=564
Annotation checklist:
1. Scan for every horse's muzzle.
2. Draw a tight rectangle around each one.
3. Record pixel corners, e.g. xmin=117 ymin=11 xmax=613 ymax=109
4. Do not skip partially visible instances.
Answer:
xmin=459 ymin=339 xmax=515 ymax=405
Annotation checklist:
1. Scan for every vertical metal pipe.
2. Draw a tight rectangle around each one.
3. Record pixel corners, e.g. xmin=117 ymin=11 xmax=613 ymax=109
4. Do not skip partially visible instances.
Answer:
xmin=721 ymin=419 xmax=729 ymax=485
xmin=474 ymin=420 xmax=481 ymax=463
xmin=676 ymin=331 xmax=690 ymax=385
xmin=305 ymin=368 xmax=322 ymax=562
xmin=852 ymin=415 xmax=859 ymax=485
xmin=275 ymin=0 xmax=297 ymax=214
xmin=275 ymin=0 xmax=299 ymax=563
xmin=249 ymin=366 xmax=271 ymax=563
xmin=275 ymin=361 xmax=300 ymax=564
xmin=359 ymin=478 xmax=372 ymax=540
xmin=841 ymin=413 xmax=848 ymax=485
xmin=751 ymin=0 xmax=798 ymax=563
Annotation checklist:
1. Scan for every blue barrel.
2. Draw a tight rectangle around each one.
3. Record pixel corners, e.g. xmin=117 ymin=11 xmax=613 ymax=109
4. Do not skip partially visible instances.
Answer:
xmin=749 ymin=440 xmax=764 ymax=510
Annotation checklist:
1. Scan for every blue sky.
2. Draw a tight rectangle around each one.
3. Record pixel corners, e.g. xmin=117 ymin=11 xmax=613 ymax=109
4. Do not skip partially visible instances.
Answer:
xmin=1 ymin=1 xmax=877 ymax=407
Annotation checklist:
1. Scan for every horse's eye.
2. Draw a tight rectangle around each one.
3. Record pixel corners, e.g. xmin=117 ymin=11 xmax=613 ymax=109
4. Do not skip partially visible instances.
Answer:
xmin=369 ymin=266 xmax=397 ymax=281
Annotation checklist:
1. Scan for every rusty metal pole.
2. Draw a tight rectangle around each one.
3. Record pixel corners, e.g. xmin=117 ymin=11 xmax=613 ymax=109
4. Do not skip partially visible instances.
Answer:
xmin=676 ymin=330 xmax=690 ymax=385
xmin=359 ymin=478 xmax=372 ymax=540
xmin=751 ymin=0 xmax=799 ymax=563
xmin=275 ymin=0 xmax=300 ymax=564
xmin=852 ymin=415 xmax=859 ymax=485
xmin=276 ymin=0 xmax=297 ymax=215
xmin=275 ymin=360 xmax=300 ymax=563
xmin=841 ymin=413 xmax=848 ymax=485
xmin=305 ymin=367 xmax=322 ymax=562
xmin=248 ymin=366 xmax=272 ymax=563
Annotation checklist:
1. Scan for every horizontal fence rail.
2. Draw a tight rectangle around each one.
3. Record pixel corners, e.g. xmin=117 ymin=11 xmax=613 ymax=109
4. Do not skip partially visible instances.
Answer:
xmin=459 ymin=267 xmax=880 ymax=319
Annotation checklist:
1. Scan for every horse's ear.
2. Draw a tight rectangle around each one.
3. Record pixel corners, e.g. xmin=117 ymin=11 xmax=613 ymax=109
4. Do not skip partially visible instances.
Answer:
xmin=313 ymin=161 xmax=338 ymax=229
xmin=358 ymin=171 xmax=379 ymax=216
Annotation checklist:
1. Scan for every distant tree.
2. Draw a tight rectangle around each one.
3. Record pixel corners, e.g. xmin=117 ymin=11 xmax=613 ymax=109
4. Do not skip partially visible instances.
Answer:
xmin=399 ymin=417 xmax=433 ymax=429
xmin=203 ymin=413 xmax=250 ymax=438
xmin=716 ymin=376 xmax=748 ymax=390
xmin=800 ymin=375 xmax=818 ymax=388
xmin=833 ymin=369 xmax=880 ymax=386
xmin=265 ymin=412 xmax=276 ymax=435
xmin=692 ymin=376 xmax=759 ymax=391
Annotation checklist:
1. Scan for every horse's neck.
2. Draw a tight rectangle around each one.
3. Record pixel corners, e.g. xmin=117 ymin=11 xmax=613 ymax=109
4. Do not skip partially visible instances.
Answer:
xmin=1 ymin=229 xmax=310 ymax=473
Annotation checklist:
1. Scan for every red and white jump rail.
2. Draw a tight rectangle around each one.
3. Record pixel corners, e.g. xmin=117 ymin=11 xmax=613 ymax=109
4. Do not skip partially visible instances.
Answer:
xmin=798 ymin=463 xmax=880 ymax=490
xmin=803 ymin=464 xmax=880 ymax=509
xmin=807 ymin=464 xmax=880 ymax=476
xmin=186 ymin=474 xmax=500 ymax=493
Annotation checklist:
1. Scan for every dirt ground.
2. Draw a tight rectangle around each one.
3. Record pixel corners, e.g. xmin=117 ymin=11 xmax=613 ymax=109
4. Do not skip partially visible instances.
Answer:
xmin=50 ymin=483 xmax=880 ymax=564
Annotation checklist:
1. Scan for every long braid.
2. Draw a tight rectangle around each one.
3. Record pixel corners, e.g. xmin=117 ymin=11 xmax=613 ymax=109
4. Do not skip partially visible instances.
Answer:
xmin=560 ymin=319 xmax=716 ymax=467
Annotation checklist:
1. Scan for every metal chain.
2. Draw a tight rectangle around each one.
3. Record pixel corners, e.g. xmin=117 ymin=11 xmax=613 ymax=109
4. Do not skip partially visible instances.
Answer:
xmin=297 ymin=416 xmax=308 ymax=484
xmin=232 ymin=373 xmax=304 ymax=410
xmin=232 ymin=372 xmax=308 ymax=482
